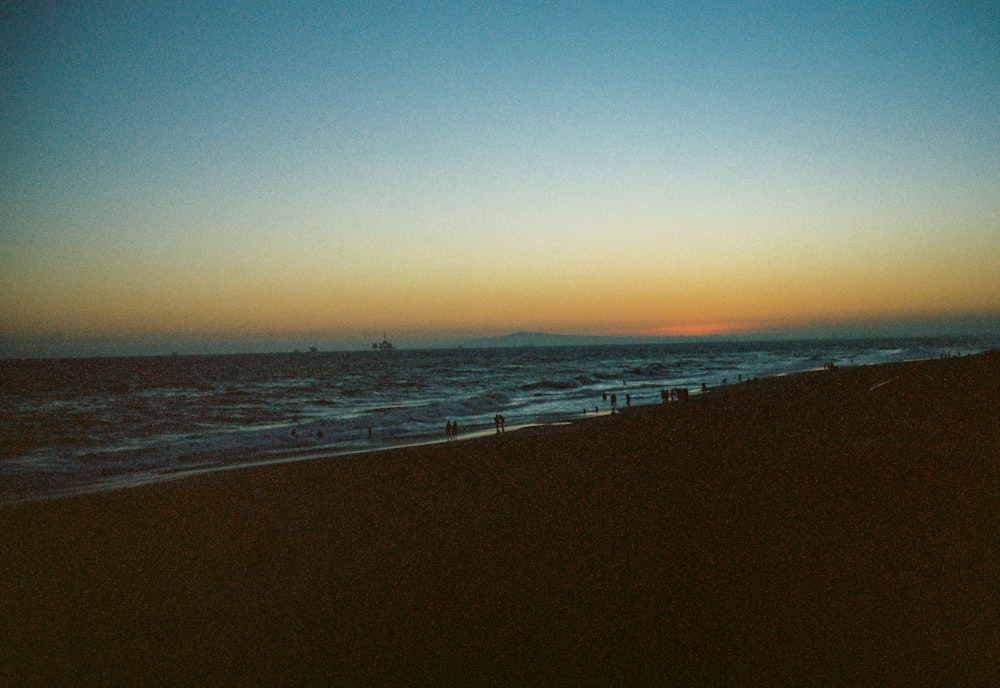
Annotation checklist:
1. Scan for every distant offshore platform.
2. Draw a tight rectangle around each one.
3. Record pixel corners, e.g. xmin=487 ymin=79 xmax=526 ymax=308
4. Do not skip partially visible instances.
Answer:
xmin=372 ymin=332 xmax=394 ymax=351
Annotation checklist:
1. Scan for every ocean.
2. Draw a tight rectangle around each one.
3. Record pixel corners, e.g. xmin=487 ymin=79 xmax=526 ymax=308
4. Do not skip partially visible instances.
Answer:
xmin=2 ymin=336 xmax=995 ymax=505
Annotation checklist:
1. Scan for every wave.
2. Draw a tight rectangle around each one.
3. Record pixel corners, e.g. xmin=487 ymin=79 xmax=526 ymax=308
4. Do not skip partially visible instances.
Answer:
xmin=520 ymin=379 xmax=580 ymax=392
xmin=204 ymin=390 xmax=262 ymax=406
xmin=362 ymin=391 xmax=514 ymax=431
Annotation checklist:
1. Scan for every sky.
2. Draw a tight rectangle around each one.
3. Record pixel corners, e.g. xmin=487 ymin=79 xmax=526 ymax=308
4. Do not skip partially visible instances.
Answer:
xmin=3 ymin=1 xmax=999 ymax=356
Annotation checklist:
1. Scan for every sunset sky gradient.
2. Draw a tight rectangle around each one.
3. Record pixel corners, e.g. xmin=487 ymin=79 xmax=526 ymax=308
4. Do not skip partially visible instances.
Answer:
xmin=3 ymin=2 xmax=999 ymax=356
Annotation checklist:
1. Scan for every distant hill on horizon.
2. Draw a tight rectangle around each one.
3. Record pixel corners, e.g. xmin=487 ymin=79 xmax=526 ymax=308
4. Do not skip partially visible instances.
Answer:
xmin=455 ymin=318 xmax=1000 ymax=349
xmin=459 ymin=331 xmax=650 ymax=348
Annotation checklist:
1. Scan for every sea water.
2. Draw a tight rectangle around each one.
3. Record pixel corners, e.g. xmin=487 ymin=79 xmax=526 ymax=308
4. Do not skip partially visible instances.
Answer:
xmin=1 ymin=337 xmax=995 ymax=504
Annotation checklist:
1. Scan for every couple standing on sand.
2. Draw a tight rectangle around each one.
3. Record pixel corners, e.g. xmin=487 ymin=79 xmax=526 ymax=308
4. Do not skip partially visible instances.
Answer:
xmin=445 ymin=420 xmax=459 ymax=441
xmin=494 ymin=414 xmax=506 ymax=434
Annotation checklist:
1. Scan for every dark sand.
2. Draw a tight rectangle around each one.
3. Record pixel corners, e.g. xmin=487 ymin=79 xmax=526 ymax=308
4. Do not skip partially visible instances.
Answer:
xmin=3 ymin=352 xmax=998 ymax=686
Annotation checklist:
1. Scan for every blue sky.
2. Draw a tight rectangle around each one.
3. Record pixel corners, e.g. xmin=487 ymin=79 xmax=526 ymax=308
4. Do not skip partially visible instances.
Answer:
xmin=2 ymin=1 xmax=999 ymax=356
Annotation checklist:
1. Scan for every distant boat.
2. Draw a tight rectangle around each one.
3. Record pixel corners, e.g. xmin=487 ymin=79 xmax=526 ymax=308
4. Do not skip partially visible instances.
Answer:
xmin=372 ymin=332 xmax=394 ymax=351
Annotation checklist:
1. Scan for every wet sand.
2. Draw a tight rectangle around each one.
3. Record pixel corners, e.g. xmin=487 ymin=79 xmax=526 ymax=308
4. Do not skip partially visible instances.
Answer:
xmin=3 ymin=351 xmax=998 ymax=686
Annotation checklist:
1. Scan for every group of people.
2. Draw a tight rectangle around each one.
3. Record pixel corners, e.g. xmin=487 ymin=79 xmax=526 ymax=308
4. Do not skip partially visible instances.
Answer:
xmin=601 ymin=391 xmax=632 ymax=414
xmin=445 ymin=414 xmax=508 ymax=442
xmin=445 ymin=383 xmax=708 ymax=443
xmin=602 ymin=391 xmax=618 ymax=413
xmin=660 ymin=388 xmax=689 ymax=402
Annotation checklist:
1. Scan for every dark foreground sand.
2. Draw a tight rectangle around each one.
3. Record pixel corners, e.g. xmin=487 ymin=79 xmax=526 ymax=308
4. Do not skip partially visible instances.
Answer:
xmin=3 ymin=352 xmax=999 ymax=686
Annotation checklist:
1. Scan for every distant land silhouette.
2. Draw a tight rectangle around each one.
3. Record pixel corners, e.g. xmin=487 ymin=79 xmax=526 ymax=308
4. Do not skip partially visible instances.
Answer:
xmin=460 ymin=332 xmax=657 ymax=348
xmin=457 ymin=314 xmax=1000 ymax=350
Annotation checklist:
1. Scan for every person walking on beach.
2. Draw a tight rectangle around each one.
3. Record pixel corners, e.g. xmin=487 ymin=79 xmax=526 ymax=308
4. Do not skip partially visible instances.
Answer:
xmin=499 ymin=414 xmax=505 ymax=433
xmin=494 ymin=415 xmax=501 ymax=434
xmin=610 ymin=394 xmax=617 ymax=414
xmin=446 ymin=421 xmax=453 ymax=441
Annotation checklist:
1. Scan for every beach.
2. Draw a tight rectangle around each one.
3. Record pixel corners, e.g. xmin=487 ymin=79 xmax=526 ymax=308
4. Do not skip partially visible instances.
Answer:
xmin=2 ymin=351 xmax=998 ymax=685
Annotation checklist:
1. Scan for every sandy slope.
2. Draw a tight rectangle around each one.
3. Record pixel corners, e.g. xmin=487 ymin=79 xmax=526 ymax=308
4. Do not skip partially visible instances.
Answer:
xmin=2 ymin=352 xmax=998 ymax=686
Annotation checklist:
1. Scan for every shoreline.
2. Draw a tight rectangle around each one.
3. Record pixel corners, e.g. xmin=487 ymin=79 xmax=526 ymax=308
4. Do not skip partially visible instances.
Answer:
xmin=3 ymin=350 xmax=998 ymax=685
xmin=1 ymin=351 xmax=975 ymax=508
